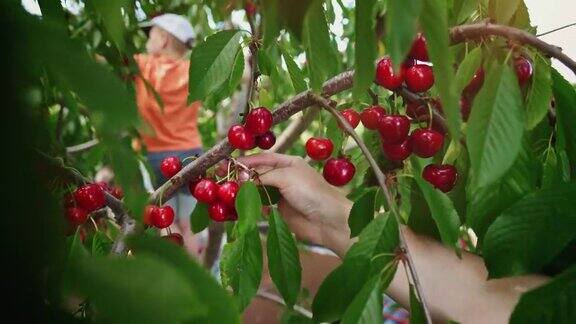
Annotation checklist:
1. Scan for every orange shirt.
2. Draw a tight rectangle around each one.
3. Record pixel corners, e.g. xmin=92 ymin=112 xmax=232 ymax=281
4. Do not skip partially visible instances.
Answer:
xmin=134 ymin=54 xmax=202 ymax=152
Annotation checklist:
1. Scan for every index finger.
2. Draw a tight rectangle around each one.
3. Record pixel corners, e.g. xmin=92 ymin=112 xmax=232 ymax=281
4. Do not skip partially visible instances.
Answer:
xmin=236 ymin=153 xmax=302 ymax=170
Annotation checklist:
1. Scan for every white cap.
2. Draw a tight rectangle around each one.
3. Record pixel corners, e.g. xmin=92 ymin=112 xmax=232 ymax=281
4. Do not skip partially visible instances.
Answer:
xmin=141 ymin=13 xmax=195 ymax=45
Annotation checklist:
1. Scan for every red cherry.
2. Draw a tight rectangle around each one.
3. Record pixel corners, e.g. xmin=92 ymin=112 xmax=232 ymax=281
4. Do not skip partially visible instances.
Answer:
xmin=143 ymin=205 xmax=159 ymax=226
xmin=160 ymin=156 xmax=182 ymax=179
xmin=422 ymin=164 xmax=458 ymax=193
xmin=305 ymin=137 xmax=334 ymax=161
xmin=375 ymin=57 xmax=405 ymax=90
xmin=218 ymin=181 xmax=240 ymax=207
xmin=463 ymin=67 xmax=484 ymax=96
xmin=360 ymin=106 xmax=386 ymax=130
xmin=188 ymin=177 xmax=202 ymax=195
xmin=405 ymin=101 xmax=428 ymax=120
xmin=256 ymin=131 xmax=276 ymax=150
xmin=228 ymin=124 xmax=256 ymax=150
xmin=409 ymin=33 xmax=428 ymax=61
xmin=245 ymin=107 xmax=273 ymax=135
xmin=245 ymin=0 xmax=257 ymax=17
xmin=410 ymin=128 xmax=445 ymax=158
xmin=163 ymin=233 xmax=184 ymax=246
xmin=323 ymin=157 xmax=356 ymax=186
xmin=382 ymin=138 xmax=412 ymax=161
xmin=378 ymin=115 xmax=410 ymax=144
xmin=110 ymin=186 xmax=124 ymax=199
xmin=74 ymin=184 xmax=105 ymax=213
xmin=340 ymin=108 xmax=361 ymax=129
xmin=405 ymin=64 xmax=435 ymax=93
xmin=208 ymin=202 xmax=229 ymax=222
xmin=96 ymin=181 xmax=112 ymax=193
xmin=514 ymin=57 xmax=533 ymax=86
xmin=192 ymin=178 xmax=219 ymax=204
xmin=65 ymin=207 xmax=89 ymax=226
xmin=151 ymin=206 xmax=175 ymax=229
xmin=228 ymin=208 xmax=238 ymax=221
xmin=460 ymin=95 xmax=472 ymax=121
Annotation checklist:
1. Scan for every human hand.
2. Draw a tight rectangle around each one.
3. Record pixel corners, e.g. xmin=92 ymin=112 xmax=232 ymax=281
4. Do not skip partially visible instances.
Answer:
xmin=238 ymin=153 xmax=353 ymax=257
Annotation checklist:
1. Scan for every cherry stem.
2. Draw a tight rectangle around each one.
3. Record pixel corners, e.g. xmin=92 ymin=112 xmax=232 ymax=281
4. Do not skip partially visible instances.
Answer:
xmin=89 ymin=216 xmax=99 ymax=232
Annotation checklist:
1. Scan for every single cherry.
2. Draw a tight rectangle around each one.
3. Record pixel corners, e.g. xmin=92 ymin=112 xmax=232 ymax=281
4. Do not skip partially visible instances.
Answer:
xmin=422 ymin=164 xmax=458 ymax=193
xmin=143 ymin=205 xmax=159 ymax=226
xmin=245 ymin=0 xmax=257 ymax=16
xmin=218 ymin=181 xmax=240 ymax=207
xmin=323 ymin=157 xmax=356 ymax=186
xmin=360 ymin=106 xmax=386 ymax=130
xmin=228 ymin=124 xmax=256 ymax=150
xmin=151 ymin=206 xmax=175 ymax=229
xmin=305 ymin=137 xmax=334 ymax=161
xmin=160 ymin=156 xmax=182 ymax=179
xmin=96 ymin=181 xmax=112 ymax=193
xmin=514 ymin=57 xmax=533 ymax=86
xmin=163 ymin=233 xmax=184 ymax=246
xmin=375 ymin=57 xmax=405 ymax=90
xmin=463 ymin=67 xmax=484 ymax=96
xmin=382 ymin=138 xmax=412 ymax=161
xmin=110 ymin=186 xmax=124 ymax=199
xmin=256 ymin=131 xmax=276 ymax=150
xmin=340 ymin=108 xmax=361 ymax=129
xmin=245 ymin=107 xmax=273 ymax=135
xmin=192 ymin=178 xmax=219 ymax=204
xmin=405 ymin=64 xmax=435 ymax=93
xmin=378 ymin=115 xmax=410 ymax=144
xmin=65 ymin=207 xmax=89 ymax=226
xmin=409 ymin=33 xmax=428 ymax=61
xmin=74 ymin=184 xmax=105 ymax=213
xmin=227 ymin=208 xmax=238 ymax=221
xmin=410 ymin=128 xmax=445 ymax=158
xmin=188 ymin=177 xmax=202 ymax=195
xmin=208 ymin=202 xmax=229 ymax=222
xmin=460 ymin=95 xmax=472 ymax=121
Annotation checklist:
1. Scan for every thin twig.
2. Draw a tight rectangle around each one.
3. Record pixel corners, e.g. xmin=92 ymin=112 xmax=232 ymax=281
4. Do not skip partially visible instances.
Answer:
xmin=310 ymin=93 xmax=434 ymax=324
xmin=536 ymin=22 xmax=576 ymax=37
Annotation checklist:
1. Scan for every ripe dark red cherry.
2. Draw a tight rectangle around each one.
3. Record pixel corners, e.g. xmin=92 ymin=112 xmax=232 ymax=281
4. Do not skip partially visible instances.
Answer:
xmin=405 ymin=64 xmax=435 ymax=93
xmin=378 ymin=115 xmax=410 ymax=144
xmin=163 ymin=233 xmax=184 ymax=246
xmin=245 ymin=0 xmax=257 ymax=16
xmin=228 ymin=208 xmax=238 ymax=221
xmin=410 ymin=128 xmax=445 ymax=158
xmin=160 ymin=156 xmax=182 ymax=179
xmin=376 ymin=57 xmax=405 ymax=90
xmin=151 ymin=206 xmax=175 ymax=229
xmin=192 ymin=179 xmax=219 ymax=204
xmin=256 ymin=131 xmax=276 ymax=150
xmin=514 ymin=57 xmax=533 ymax=86
xmin=110 ymin=186 xmax=124 ymax=199
xmin=409 ymin=33 xmax=428 ymax=61
xmin=218 ymin=181 xmax=240 ymax=207
xmin=341 ymin=108 xmax=361 ymax=129
xmin=74 ymin=184 xmax=105 ymax=213
xmin=463 ymin=67 xmax=484 ymax=96
xmin=422 ymin=164 xmax=458 ymax=192
xmin=460 ymin=95 xmax=472 ymax=121
xmin=143 ymin=205 xmax=159 ymax=226
xmin=305 ymin=137 xmax=334 ymax=161
xmin=382 ymin=138 xmax=412 ymax=162
xmin=96 ymin=181 xmax=111 ymax=193
xmin=360 ymin=106 xmax=386 ymax=130
xmin=228 ymin=125 xmax=256 ymax=150
xmin=65 ymin=207 xmax=89 ymax=226
xmin=208 ymin=202 xmax=229 ymax=222
xmin=245 ymin=107 xmax=273 ymax=135
xmin=323 ymin=157 xmax=356 ymax=186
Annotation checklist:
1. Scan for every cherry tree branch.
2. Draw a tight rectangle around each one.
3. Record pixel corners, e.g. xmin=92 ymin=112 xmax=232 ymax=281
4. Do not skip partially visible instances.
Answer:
xmin=309 ymin=93 xmax=434 ymax=324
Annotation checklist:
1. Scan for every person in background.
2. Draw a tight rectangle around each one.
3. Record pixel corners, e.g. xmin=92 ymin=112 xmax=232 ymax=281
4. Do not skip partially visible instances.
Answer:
xmin=134 ymin=13 xmax=204 ymax=256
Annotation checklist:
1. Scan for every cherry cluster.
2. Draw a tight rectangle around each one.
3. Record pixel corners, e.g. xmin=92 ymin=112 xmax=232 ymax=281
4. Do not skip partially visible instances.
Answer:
xmin=190 ymin=177 xmax=240 ymax=222
xmin=64 ymin=182 xmax=123 ymax=227
xmin=228 ymin=107 xmax=276 ymax=150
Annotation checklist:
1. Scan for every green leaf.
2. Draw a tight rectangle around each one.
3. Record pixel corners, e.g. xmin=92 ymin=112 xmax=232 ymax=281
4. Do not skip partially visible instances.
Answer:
xmin=552 ymin=69 xmax=576 ymax=165
xmin=90 ymin=231 xmax=112 ymax=256
xmin=228 ymin=48 xmax=245 ymax=93
xmin=352 ymin=0 xmax=378 ymax=100
xmin=303 ymin=0 xmax=338 ymax=91
xmin=346 ymin=214 xmax=399 ymax=268
xmin=235 ymin=181 xmax=263 ymax=236
xmin=454 ymin=0 xmax=478 ymax=24
xmin=489 ymin=0 xmax=521 ymax=25
xmin=409 ymin=284 xmax=426 ymax=324
xmin=412 ymin=157 xmax=461 ymax=246
xmin=510 ymin=265 xmax=576 ymax=324
xmin=420 ymin=0 xmax=462 ymax=141
xmin=88 ymin=0 xmax=129 ymax=51
xmin=341 ymin=276 xmax=383 ymax=324
xmin=542 ymin=147 xmax=564 ymax=189
xmin=455 ymin=47 xmax=482 ymax=95
xmin=188 ymin=30 xmax=243 ymax=102
xmin=221 ymin=227 xmax=263 ymax=311
xmin=483 ymin=183 xmax=576 ymax=278
xmin=467 ymin=62 xmax=525 ymax=190
xmin=129 ymin=236 xmax=240 ymax=324
xmin=280 ymin=45 xmax=307 ymax=93
xmin=525 ymin=55 xmax=552 ymax=129
xmin=262 ymin=0 xmax=280 ymax=48
xmin=67 ymin=228 xmax=89 ymax=262
xmin=191 ymin=203 xmax=210 ymax=234
xmin=384 ymin=0 xmax=423 ymax=72
xmin=71 ymin=256 xmax=206 ymax=323
xmin=259 ymin=185 xmax=282 ymax=206
xmin=348 ymin=188 xmax=378 ymax=237
xmin=267 ymin=210 xmax=302 ymax=307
